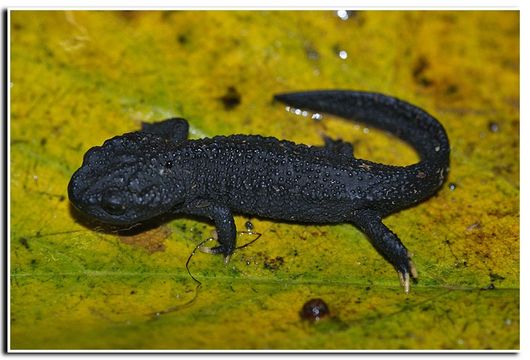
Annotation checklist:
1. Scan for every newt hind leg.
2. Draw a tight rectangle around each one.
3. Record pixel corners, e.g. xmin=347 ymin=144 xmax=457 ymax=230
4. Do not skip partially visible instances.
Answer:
xmin=322 ymin=135 xmax=355 ymax=157
xmin=351 ymin=209 xmax=417 ymax=293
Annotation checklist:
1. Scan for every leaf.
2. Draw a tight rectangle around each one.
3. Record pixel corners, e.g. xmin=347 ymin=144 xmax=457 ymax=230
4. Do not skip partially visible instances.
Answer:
xmin=10 ymin=10 xmax=519 ymax=350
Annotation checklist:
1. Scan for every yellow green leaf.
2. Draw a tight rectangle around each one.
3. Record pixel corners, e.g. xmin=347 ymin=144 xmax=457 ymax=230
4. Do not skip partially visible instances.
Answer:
xmin=10 ymin=10 xmax=519 ymax=350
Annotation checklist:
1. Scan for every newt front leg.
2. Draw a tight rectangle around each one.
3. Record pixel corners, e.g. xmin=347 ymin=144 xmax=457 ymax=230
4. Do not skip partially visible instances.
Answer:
xmin=180 ymin=199 xmax=237 ymax=262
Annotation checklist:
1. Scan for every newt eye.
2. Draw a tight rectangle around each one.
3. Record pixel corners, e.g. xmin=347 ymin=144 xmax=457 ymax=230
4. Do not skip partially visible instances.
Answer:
xmin=101 ymin=189 xmax=126 ymax=216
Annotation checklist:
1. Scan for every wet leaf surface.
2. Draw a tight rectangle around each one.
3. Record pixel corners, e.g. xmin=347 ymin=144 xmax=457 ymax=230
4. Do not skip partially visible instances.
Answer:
xmin=10 ymin=10 xmax=519 ymax=349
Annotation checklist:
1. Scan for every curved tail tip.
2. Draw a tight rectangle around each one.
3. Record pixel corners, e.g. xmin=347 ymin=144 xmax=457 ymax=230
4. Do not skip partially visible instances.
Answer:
xmin=273 ymin=93 xmax=290 ymax=103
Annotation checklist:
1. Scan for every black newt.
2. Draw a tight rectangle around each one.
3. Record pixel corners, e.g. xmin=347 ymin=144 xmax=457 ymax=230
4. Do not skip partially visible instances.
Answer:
xmin=68 ymin=91 xmax=450 ymax=292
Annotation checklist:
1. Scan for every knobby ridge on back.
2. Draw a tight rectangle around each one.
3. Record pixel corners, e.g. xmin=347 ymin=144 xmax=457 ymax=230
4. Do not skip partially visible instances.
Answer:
xmin=68 ymin=90 xmax=450 ymax=293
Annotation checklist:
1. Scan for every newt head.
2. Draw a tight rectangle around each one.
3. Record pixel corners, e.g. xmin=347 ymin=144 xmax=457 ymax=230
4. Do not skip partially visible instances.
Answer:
xmin=68 ymin=132 xmax=187 ymax=226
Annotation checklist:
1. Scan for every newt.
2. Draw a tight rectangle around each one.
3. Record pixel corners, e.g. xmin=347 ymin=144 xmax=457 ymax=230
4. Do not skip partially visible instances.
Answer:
xmin=68 ymin=91 xmax=450 ymax=292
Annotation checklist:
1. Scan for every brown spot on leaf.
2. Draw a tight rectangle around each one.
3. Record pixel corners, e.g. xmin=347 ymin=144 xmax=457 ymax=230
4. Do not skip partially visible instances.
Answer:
xmin=263 ymin=256 xmax=284 ymax=271
xmin=218 ymin=86 xmax=241 ymax=110
xmin=19 ymin=237 xmax=30 ymax=250
xmin=118 ymin=11 xmax=141 ymax=22
xmin=412 ymin=56 xmax=434 ymax=87
xmin=119 ymin=226 xmax=171 ymax=253
xmin=176 ymin=33 xmax=189 ymax=45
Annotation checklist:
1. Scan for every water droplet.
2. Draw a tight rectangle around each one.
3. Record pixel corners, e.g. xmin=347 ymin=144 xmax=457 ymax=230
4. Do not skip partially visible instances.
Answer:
xmin=488 ymin=121 xmax=500 ymax=133
xmin=311 ymin=113 xmax=323 ymax=121
xmin=338 ymin=50 xmax=348 ymax=59
xmin=300 ymin=298 xmax=330 ymax=322
xmin=245 ymin=220 xmax=254 ymax=231
xmin=337 ymin=10 xmax=349 ymax=20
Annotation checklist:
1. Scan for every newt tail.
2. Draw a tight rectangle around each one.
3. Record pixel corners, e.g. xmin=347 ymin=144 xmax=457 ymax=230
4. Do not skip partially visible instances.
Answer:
xmin=274 ymin=91 xmax=450 ymax=292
